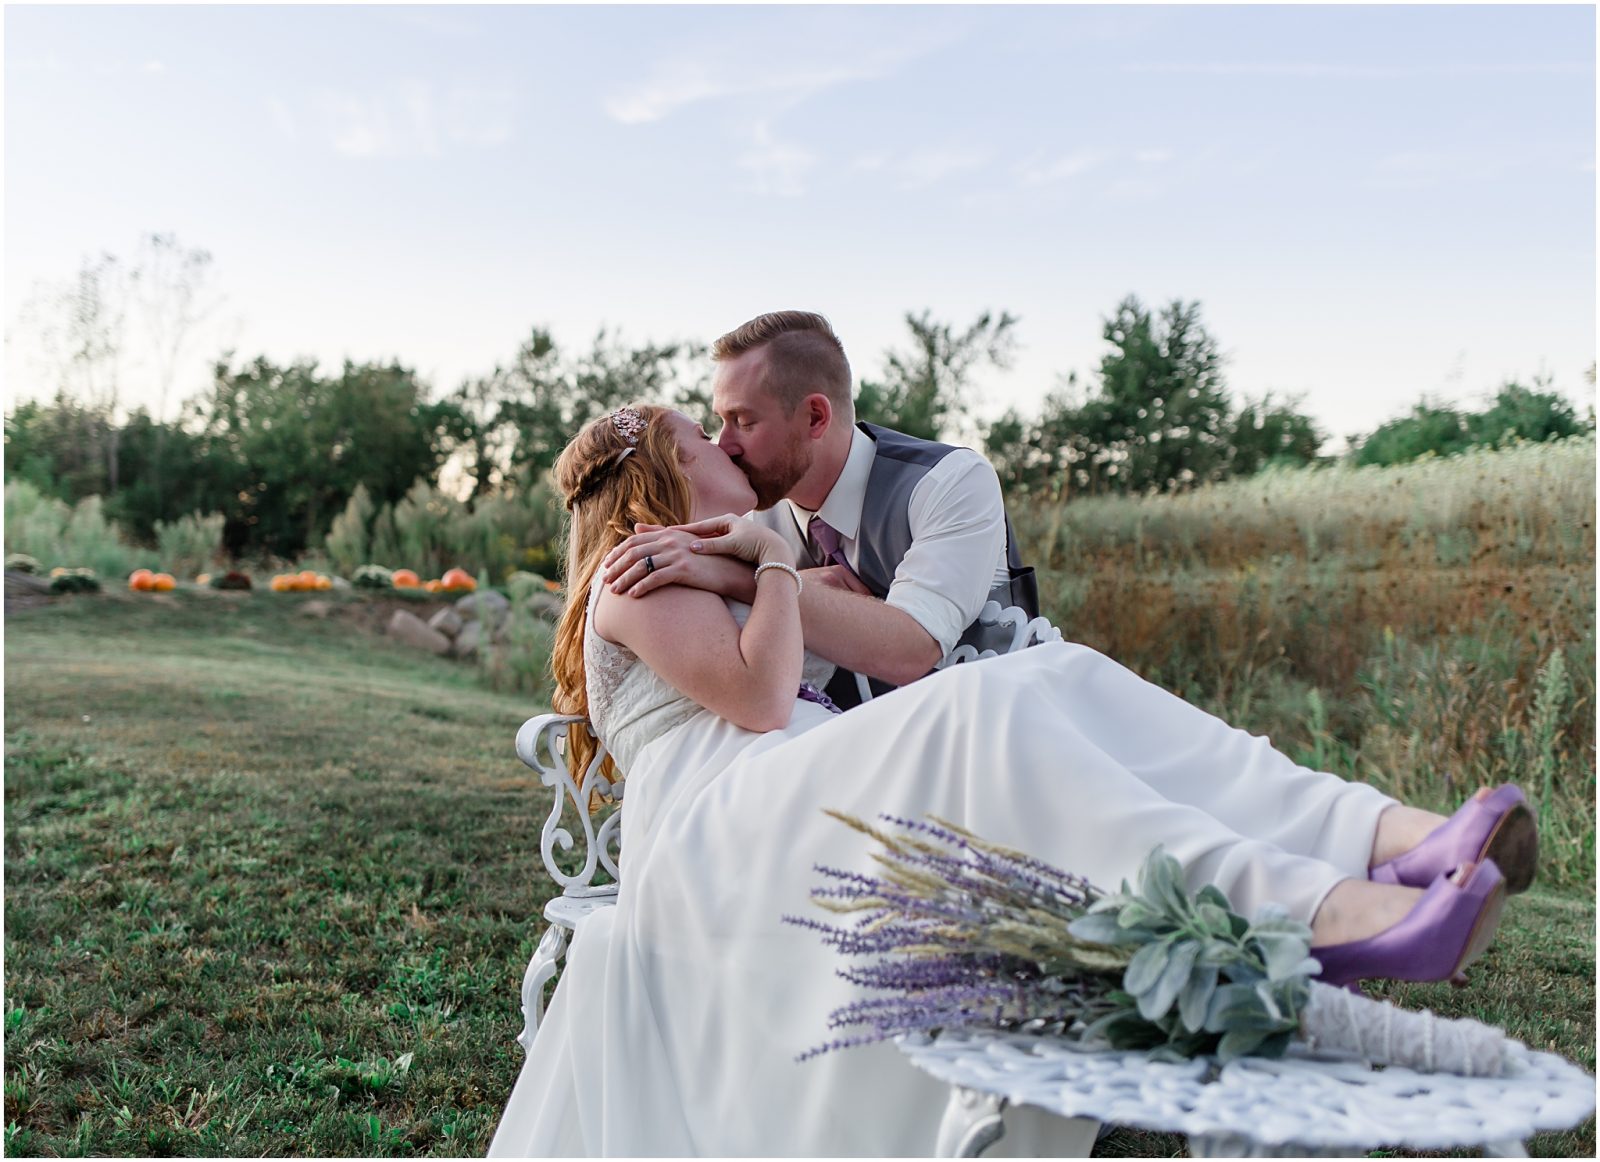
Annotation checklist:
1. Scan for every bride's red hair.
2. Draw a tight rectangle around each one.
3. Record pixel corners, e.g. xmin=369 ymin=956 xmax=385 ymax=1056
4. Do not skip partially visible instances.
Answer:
xmin=550 ymin=405 xmax=693 ymax=786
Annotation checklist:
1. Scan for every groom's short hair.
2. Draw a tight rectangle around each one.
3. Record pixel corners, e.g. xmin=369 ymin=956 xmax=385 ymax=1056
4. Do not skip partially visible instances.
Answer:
xmin=713 ymin=311 xmax=853 ymax=419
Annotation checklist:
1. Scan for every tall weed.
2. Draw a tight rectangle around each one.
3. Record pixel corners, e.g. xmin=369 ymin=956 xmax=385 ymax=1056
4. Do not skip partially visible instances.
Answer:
xmin=1018 ymin=437 xmax=1595 ymax=888
xmin=4 ymin=478 xmax=153 ymax=579
xmin=153 ymin=511 xmax=225 ymax=577
xmin=322 ymin=477 xmax=563 ymax=582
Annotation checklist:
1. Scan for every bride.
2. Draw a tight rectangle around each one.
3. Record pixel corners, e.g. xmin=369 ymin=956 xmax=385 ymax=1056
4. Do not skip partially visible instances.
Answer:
xmin=488 ymin=405 xmax=1537 ymax=1157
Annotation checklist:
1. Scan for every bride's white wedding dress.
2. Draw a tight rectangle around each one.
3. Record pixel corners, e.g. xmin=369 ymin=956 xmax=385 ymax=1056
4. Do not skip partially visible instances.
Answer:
xmin=489 ymin=583 xmax=1395 ymax=1157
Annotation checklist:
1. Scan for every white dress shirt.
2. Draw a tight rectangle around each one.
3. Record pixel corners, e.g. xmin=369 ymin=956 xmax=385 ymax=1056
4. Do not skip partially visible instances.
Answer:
xmin=753 ymin=425 xmax=1010 ymax=657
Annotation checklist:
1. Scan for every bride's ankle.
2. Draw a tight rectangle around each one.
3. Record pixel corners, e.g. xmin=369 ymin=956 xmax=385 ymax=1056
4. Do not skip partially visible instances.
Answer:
xmin=1368 ymin=803 xmax=1451 ymax=869
xmin=1310 ymin=879 xmax=1424 ymax=948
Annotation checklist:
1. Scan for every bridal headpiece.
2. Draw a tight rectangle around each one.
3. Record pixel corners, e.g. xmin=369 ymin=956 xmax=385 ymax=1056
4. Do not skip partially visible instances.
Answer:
xmin=610 ymin=407 xmax=646 ymax=446
xmin=567 ymin=407 xmax=647 ymax=510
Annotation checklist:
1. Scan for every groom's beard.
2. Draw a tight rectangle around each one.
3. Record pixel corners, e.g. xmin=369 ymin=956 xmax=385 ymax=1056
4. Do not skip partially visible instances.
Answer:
xmin=740 ymin=442 xmax=812 ymax=511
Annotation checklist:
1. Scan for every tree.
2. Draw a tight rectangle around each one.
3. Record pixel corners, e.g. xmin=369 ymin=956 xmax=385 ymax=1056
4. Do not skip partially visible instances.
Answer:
xmin=856 ymin=310 xmax=1018 ymax=441
xmin=497 ymin=327 xmax=709 ymax=476
xmin=18 ymin=253 xmax=137 ymax=492
xmin=1228 ymin=394 xmax=1324 ymax=476
xmin=983 ymin=379 xmax=1086 ymax=499
xmin=188 ymin=356 xmax=459 ymax=558
xmin=1469 ymin=380 xmax=1585 ymax=447
xmin=1073 ymin=296 xmax=1233 ymax=493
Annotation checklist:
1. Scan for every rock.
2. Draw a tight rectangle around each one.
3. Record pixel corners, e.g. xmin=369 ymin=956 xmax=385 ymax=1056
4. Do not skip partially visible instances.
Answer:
xmin=387 ymin=609 xmax=452 ymax=655
xmin=453 ymin=619 xmax=483 ymax=659
xmin=330 ymin=576 xmax=353 ymax=590
xmin=524 ymin=590 xmax=564 ymax=621
xmin=298 ymin=599 xmax=334 ymax=619
xmin=5 ymin=570 xmax=54 ymax=597
xmin=456 ymin=589 xmax=510 ymax=621
xmin=428 ymin=607 xmax=464 ymax=638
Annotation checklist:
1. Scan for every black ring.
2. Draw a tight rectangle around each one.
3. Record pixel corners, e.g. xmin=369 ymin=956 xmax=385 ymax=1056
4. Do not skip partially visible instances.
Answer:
xmin=645 ymin=555 xmax=655 ymax=574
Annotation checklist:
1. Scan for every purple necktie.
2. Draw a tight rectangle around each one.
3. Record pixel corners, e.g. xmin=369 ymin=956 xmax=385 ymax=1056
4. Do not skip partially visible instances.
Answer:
xmin=808 ymin=515 xmax=861 ymax=582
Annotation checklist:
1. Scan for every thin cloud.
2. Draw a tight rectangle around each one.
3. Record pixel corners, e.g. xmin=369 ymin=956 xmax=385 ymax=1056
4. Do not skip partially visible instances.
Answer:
xmin=606 ymin=34 xmax=950 ymax=125
xmin=304 ymin=83 xmax=514 ymax=159
xmin=1124 ymin=61 xmax=1588 ymax=78
xmin=266 ymin=96 xmax=298 ymax=145
xmin=1363 ymin=148 xmax=1514 ymax=190
xmin=1134 ymin=149 xmax=1173 ymax=165
xmin=852 ymin=147 xmax=987 ymax=189
xmin=1016 ymin=150 xmax=1107 ymax=187
xmin=142 ymin=59 xmax=165 ymax=75
xmin=898 ymin=148 xmax=988 ymax=189
xmin=736 ymin=122 xmax=817 ymax=197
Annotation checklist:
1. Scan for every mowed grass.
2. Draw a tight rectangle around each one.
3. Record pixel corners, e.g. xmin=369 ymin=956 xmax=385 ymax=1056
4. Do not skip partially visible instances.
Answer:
xmin=5 ymin=592 xmax=1596 ymax=1157
xmin=5 ymin=592 xmax=544 ymax=1156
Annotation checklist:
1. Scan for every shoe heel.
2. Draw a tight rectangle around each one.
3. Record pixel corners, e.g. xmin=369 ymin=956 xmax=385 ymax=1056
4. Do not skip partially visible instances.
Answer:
xmin=1451 ymin=872 xmax=1507 ymax=978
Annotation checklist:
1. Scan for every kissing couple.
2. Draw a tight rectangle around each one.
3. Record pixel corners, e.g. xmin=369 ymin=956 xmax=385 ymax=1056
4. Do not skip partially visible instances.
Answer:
xmin=489 ymin=310 xmax=1537 ymax=1157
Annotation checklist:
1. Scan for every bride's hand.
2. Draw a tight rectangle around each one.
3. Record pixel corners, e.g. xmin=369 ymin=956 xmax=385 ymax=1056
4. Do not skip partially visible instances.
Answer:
xmin=603 ymin=524 xmax=752 ymax=599
xmin=677 ymin=514 xmax=795 ymax=569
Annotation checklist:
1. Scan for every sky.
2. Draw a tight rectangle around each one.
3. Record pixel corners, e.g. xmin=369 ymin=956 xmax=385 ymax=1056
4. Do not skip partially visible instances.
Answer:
xmin=4 ymin=3 xmax=1595 ymax=450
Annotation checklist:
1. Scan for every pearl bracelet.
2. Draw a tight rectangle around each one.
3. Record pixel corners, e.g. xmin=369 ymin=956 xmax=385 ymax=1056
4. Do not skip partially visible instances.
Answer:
xmin=753 ymin=561 xmax=803 ymax=594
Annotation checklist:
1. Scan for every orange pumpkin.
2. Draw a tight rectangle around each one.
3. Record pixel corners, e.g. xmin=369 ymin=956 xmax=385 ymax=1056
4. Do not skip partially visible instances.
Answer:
xmin=270 ymin=574 xmax=294 ymax=592
xmin=314 ymin=575 xmax=332 ymax=591
xmin=152 ymin=573 xmax=176 ymax=591
xmin=440 ymin=567 xmax=476 ymax=591
xmin=392 ymin=569 xmax=421 ymax=588
xmin=129 ymin=568 xmax=156 ymax=592
xmin=424 ymin=579 xmax=444 ymax=593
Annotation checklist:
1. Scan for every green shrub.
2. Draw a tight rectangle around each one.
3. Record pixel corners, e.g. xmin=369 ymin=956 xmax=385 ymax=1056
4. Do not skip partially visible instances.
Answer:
xmin=48 ymin=568 xmax=101 ymax=594
xmin=5 ymin=479 xmax=152 ymax=579
xmin=327 ymin=476 xmax=564 ymax=586
xmin=352 ymin=564 xmax=394 ymax=590
xmin=477 ymin=574 xmax=556 ymax=698
xmin=6 ymin=552 xmax=41 ymax=573
xmin=153 ymin=510 xmax=225 ymax=578
xmin=326 ymin=484 xmax=375 ymax=576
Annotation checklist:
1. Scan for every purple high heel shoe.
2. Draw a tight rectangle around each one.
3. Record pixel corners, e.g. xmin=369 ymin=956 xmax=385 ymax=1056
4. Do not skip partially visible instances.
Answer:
xmin=1370 ymin=784 xmax=1538 ymax=895
xmin=1312 ymin=860 xmax=1507 ymax=988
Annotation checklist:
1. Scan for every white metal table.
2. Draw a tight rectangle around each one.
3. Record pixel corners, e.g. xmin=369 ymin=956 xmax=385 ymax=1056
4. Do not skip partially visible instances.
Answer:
xmin=897 ymin=1026 xmax=1595 ymax=1157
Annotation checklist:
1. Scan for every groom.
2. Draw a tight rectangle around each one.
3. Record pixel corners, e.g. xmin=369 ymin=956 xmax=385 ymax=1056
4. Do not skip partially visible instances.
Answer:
xmin=601 ymin=310 xmax=1038 ymax=709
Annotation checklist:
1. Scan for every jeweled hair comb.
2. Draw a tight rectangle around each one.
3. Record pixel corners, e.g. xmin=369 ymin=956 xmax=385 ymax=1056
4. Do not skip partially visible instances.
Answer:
xmin=610 ymin=407 xmax=647 ymax=445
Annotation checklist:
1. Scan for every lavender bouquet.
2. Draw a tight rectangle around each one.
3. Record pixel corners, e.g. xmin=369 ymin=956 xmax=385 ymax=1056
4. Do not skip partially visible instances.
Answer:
xmin=787 ymin=812 xmax=1508 ymax=1076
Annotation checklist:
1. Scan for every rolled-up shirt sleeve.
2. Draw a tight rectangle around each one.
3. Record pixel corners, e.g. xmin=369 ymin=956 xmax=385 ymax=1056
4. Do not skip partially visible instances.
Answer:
xmin=883 ymin=451 xmax=1009 ymax=657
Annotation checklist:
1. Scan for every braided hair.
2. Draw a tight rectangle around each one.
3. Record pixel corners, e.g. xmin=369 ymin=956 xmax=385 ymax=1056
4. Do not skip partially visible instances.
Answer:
xmin=549 ymin=405 xmax=694 ymax=789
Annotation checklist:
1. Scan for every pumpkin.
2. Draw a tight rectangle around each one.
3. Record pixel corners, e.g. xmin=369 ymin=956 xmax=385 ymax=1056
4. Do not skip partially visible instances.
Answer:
xmin=424 ymin=579 xmax=444 ymax=593
xmin=270 ymin=574 xmax=294 ymax=592
xmin=129 ymin=568 xmax=156 ymax=592
xmin=195 ymin=573 xmax=212 ymax=586
xmin=152 ymin=573 xmax=177 ymax=591
xmin=440 ymin=567 xmax=476 ymax=591
xmin=314 ymin=574 xmax=332 ymax=591
xmin=392 ymin=569 xmax=421 ymax=588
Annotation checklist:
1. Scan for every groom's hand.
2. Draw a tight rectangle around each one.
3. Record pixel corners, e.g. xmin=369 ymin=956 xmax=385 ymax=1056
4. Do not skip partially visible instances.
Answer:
xmin=602 ymin=524 xmax=755 ymax=599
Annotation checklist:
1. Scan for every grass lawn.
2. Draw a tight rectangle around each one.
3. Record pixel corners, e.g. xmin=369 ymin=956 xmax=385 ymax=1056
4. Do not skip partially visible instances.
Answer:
xmin=5 ymin=591 xmax=1595 ymax=1157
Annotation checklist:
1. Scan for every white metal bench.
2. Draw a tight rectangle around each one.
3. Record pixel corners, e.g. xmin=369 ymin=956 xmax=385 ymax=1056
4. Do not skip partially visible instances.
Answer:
xmin=513 ymin=601 xmax=1064 ymax=1050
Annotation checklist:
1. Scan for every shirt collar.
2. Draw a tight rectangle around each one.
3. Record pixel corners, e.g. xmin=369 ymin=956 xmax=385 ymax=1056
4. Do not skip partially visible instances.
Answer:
xmin=784 ymin=424 xmax=876 ymax=542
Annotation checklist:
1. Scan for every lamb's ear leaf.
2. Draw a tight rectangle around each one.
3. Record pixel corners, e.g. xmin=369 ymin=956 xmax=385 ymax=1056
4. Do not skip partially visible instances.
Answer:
xmin=1123 ymin=937 xmax=1172 ymax=996
xmin=1137 ymin=939 xmax=1199 ymax=1022
xmin=1177 ymin=963 xmax=1219 ymax=1033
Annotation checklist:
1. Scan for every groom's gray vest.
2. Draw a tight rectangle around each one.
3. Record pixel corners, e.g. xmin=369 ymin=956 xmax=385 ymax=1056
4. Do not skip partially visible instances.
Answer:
xmin=820 ymin=422 xmax=1039 ymax=709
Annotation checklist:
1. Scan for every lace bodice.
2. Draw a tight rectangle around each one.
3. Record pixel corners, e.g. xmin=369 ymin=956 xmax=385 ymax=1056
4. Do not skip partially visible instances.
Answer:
xmin=583 ymin=575 xmax=836 ymax=773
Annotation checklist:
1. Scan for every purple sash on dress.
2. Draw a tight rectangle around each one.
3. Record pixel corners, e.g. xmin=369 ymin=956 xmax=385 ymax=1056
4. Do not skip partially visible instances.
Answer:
xmin=798 ymin=682 xmax=844 ymax=715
